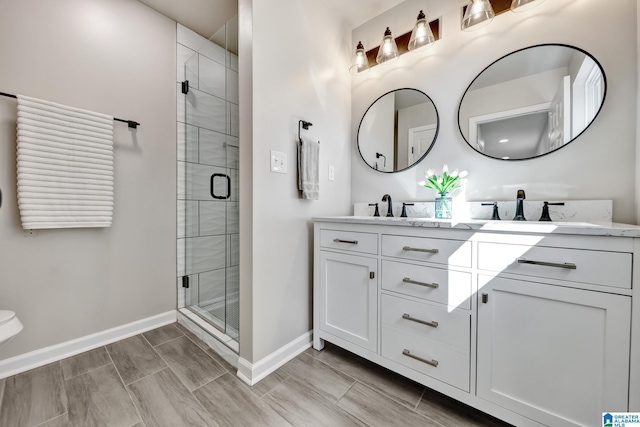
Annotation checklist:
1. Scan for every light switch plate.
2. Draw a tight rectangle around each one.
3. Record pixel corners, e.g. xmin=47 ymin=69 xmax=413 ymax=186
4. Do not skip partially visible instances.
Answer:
xmin=328 ymin=165 xmax=335 ymax=181
xmin=270 ymin=150 xmax=287 ymax=174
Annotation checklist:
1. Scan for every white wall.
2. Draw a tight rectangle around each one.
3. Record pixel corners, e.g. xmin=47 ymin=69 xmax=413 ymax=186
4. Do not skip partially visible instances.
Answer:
xmin=352 ymin=0 xmax=638 ymax=224
xmin=0 ymin=0 xmax=176 ymax=359
xmin=239 ymin=0 xmax=352 ymax=363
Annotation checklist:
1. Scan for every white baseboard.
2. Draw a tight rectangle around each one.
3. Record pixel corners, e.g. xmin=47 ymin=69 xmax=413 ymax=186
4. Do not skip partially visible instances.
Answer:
xmin=0 ymin=310 xmax=177 ymax=380
xmin=237 ymin=330 xmax=312 ymax=386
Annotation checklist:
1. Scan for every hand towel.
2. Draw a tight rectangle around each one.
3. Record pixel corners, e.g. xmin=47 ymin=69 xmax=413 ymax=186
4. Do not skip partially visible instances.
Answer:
xmin=16 ymin=95 xmax=114 ymax=229
xmin=297 ymin=137 xmax=319 ymax=200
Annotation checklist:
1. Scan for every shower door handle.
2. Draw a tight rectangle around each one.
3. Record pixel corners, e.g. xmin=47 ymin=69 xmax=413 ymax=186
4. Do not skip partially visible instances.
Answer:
xmin=210 ymin=173 xmax=231 ymax=200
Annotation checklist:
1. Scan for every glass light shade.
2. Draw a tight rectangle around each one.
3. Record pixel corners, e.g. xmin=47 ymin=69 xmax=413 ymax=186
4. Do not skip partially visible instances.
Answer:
xmin=376 ymin=27 xmax=399 ymax=64
xmin=408 ymin=10 xmax=435 ymax=52
xmin=461 ymin=0 xmax=495 ymax=31
xmin=349 ymin=41 xmax=370 ymax=74
xmin=511 ymin=0 xmax=545 ymax=12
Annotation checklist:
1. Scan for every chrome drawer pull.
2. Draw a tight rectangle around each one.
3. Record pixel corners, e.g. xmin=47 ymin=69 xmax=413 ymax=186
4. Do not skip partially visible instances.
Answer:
xmin=403 ymin=277 xmax=439 ymax=289
xmin=516 ymin=258 xmax=577 ymax=270
xmin=333 ymin=239 xmax=358 ymax=245
xmin=403 ymin=246 xmax=438 ymax=254
xmin=402 ymin=313 xmax=438 ymax=328
xmin=402 ymin=349 xmax=438 ymax=367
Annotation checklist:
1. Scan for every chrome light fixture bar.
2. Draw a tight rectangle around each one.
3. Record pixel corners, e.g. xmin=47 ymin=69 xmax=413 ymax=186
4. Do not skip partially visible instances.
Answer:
xmin=408 ymin=10 xmax=435 ymax=52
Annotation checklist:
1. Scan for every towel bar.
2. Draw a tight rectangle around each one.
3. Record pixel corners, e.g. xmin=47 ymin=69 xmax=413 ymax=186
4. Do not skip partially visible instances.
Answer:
xmin=0 ymin=91 xmax=140 ymax=129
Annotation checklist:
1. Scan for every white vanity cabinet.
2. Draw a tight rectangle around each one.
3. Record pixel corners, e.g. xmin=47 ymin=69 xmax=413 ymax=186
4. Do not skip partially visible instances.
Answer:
xmin=313 ymin=218 xmax=640 ymax=427
xmin=317 ymin=228 xmax=379 ymax=352
xmin=477 ymin=276 xmax=631 ymax=427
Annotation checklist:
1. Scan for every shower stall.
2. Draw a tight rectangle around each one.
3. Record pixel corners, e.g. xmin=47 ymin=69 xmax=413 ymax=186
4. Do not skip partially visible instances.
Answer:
xmin=177 ymin=16 xmax=239 ymax=350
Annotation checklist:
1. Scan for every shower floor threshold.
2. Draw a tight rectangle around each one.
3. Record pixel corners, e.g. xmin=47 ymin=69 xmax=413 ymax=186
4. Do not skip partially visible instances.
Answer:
xmin=188 ymin=301 xmax=239 ymax=341
xmin=178 ymin=307 xmax=239 ymax=353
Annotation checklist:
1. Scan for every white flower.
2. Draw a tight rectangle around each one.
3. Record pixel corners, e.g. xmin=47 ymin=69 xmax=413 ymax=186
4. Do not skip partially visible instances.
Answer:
xmin=459 ymin=170 xmax=469 ymax=178
xmin=442 ymin=164 xmax=449 ymax=174
xmin=450 ymin=169 xmax=459 ymax=178
xmin=425 ymin=169 xmax=436 ymax=178
xmin=418 ymin=181 xmax=426 ymax=187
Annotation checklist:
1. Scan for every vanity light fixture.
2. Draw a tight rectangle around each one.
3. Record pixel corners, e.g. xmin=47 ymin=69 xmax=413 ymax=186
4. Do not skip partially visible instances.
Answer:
xmin=376 ymin=27 xmax=399 ymax=64
xmin=499 ymin=139 xmax=509 ymax=143
xmin=408 ymin=10 xmax=435 ymax=52
xmin=511 ymin=0 xmax=545 ymax=12
xmin=461 ymin=0 xmax=495 ymax=31
xmin=350 ymin=41 xmax=371 ymax=74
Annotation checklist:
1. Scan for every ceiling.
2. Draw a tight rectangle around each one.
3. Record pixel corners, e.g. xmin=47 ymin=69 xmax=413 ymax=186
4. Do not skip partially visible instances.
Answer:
xmin=138 ymin=0 xmax=404 ymax=39
xmin=323 ymin=0 xmax=406 ymax=30
xmin=137 ymin=0 xmax=238 ymax=39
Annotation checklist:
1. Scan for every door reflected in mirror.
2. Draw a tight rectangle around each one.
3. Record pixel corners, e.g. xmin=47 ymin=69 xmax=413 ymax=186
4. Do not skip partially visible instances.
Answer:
xmin=458 ymin=44 xmax=606 ymax=160
xmin=358 ymin=88 xmax=439 ymax=172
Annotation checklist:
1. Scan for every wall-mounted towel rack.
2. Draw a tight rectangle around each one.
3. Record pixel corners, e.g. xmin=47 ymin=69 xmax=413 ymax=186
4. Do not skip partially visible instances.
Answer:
xmin=298 ymin=120 xmax=318 ymax=144
xmin=0 ymin=91 xmax=140 ymax=129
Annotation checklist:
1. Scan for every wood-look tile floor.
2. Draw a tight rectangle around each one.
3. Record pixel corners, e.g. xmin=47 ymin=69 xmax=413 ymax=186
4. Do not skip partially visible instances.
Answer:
xmin=0 ymin=323 xmax=512 ymax=427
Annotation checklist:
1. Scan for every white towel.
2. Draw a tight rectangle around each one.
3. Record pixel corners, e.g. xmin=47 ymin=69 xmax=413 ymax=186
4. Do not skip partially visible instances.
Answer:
xmin=297 ymin=138 xmax=319 ymax=200
xmin=16 ymin=95 xmax=114 ymax=229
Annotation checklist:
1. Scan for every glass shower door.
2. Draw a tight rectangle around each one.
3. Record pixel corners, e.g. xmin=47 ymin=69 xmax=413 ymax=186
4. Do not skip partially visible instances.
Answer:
xmin=178 ymin=16 xmax=239 ymax=344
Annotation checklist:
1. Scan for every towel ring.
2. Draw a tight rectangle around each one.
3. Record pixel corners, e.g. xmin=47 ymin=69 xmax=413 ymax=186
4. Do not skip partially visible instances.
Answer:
xmin=298 ymin=120 xmax=313 ymax=144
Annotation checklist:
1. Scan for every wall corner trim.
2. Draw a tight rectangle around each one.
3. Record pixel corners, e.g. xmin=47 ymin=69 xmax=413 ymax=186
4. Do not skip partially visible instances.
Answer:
xmin=237 ymin=330 xmax=312 ymax=386
xmin=0 ymin=310 xmax=177 ymax=380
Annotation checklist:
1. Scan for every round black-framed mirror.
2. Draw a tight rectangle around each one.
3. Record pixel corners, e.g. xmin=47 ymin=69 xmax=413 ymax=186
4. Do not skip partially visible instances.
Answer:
xmin=458 ymin=44 xmax=606 ymax=161
xmin=357 ymin=88 xmax=439 ymax=173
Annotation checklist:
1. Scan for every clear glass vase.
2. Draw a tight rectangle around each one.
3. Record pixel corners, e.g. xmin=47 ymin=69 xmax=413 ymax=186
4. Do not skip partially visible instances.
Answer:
xmin=435 ymin=194 xmax=452 ymax=219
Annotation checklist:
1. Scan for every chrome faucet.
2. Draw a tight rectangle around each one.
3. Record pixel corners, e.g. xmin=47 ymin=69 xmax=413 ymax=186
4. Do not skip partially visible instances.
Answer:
xmin=513 ymin=189 xmax=526 ymax=221
xmin=382 ymin=194 xmax=393 ymax=217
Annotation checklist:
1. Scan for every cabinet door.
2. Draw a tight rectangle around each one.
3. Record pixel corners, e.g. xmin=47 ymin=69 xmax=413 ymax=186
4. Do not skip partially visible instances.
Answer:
xmin=319 ymin=251 xmax=377 ymax=352
xmin=477 ymin=275 xmax=631 ymax=427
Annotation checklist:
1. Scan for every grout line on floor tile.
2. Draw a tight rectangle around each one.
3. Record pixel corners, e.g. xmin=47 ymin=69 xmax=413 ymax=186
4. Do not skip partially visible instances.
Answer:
xmin=335 ymin=380 xmax=356 ymax=404
xmin=258 ymin=372 xmax=293 ymax=400
xmin=105 ymin=341 xmax=164 ymax=388
xmin=140 ymin=332 xmax=155 ymax=348
xmin=126 ymin=367 xmax=175 ymax=389
xmin=63 ymin=346 xmax=113 ymax=381
xmin=190 ymin=369 xmax=226 ymax=393
xmin=151 ymin=332 xmax=186 ymax=348
xmin=414 ymin=387 xmax=426 ymax=411
xmin=105 ymin=346 xmax=128 ymax=387
xmin=353 ymin=379 xmax=421 ymax=412
xmin=33 ymin=412 xmax=69 ymax=427
xmin=105 ymin=348 xmax=144 ymax=425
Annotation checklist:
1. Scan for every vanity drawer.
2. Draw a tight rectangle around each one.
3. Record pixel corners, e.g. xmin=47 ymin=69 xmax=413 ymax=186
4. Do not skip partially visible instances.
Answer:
xmin=381 ymin=260 xmax=472 ymax=309
xmin=382 ymin=325 xmax=470 ymax=392
xmin=320 ymin=229 xmax=378 ymax=255
xmin=478 ymin=242 xmax=632 ymax=289
xmin=382 ymin=294 xmax=470 ymax=351
xmin=382 ymin=235 xmax=471 ymax=268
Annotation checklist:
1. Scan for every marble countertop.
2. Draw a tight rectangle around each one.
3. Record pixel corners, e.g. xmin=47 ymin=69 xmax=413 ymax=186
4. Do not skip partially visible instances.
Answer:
xmin=313 ymin=216 xmax=640 ymax=238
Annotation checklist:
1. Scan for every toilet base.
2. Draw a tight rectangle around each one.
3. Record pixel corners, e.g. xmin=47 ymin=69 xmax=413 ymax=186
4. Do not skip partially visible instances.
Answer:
xmin=0 ymin=317 xmax=23 ymax=347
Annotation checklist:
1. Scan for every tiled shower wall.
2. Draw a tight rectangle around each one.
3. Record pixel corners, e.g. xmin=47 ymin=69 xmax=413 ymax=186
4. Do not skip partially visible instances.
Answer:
xmin=176 ymin=24 xmax=239 ymax=316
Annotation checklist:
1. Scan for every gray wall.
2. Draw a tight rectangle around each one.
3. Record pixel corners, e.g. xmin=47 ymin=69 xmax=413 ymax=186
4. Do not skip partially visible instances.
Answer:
xmin=239 ymin=0 xmax=353 ymax=363
xmin=0 ymin=0 xmax=177 ymax=359
xmin=352 ymin=0 xmax=638 ymax=224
